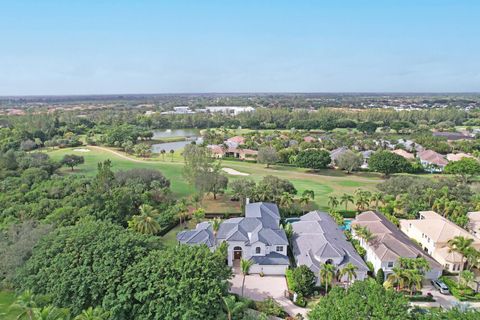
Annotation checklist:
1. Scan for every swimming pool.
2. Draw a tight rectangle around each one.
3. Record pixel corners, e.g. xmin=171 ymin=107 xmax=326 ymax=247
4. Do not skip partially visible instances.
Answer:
xmin=340 ymin=219 xmax=353 ymax=231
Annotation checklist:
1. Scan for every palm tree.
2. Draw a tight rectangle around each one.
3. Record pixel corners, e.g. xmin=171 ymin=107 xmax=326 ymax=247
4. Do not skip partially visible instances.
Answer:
xmin=320 ymin=264 xmax=336 ymax=294
xmin=340 ymin=193 xmax=354 ymax=213
xmin=352 ymin=225 xmax=373 ymax=246
xmin=299 ymin=195 xmax=311 ymax=214
xmin=31 ymin=305 xmax=66 ymax=320
xmin=283 ymin=223 xmax=293 ymax=244
xmin=354 ymin=190 xmax=371 ymax=212
xmin=302 ymin=189 xmax=315 ymax=201
xmin=11 ymin=290 xmax=37 ymax=320
xmin=212 ymin=217 xmax=221 ymax=244
xmin=465 ymin=247 xmax=480 ymax=271
xmin=169 ymin=149 xmax=175 ymax=161
xmin=222 ymin=296 xmax=245 ymax=320
xmin=370 ymin=192 xmax=384 ymax=210
xmin=387 ymin=267 xmax=407 ymax=292
xmin=74 ymin=307 xmax=110 ymax=320
xmin=448 ymin=236 xmax=474 ymax=278
xmin=338 ymin=263 xmax=358 ymax=290
xmin=160 ymin=149 xmax=166 ymax=161
xmin=460 ymin=270 xmax=475 ymax=289
xmin=406 ymin=270 xmax=423 ymax=296
xmin=279 ymin=192 xmax=294 ymax=209
xmin=128 ymin=204 xmax=160 ymax=235
xmin=328 ymin=196 xmax=339 ymax=210
xmin=240 ymin=259 xmax=253 ymax=296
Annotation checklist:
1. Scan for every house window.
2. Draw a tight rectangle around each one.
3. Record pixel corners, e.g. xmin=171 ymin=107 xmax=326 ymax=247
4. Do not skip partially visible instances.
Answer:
xmin=387 ymin=261 xmax=394 ymax=268
xmin=276 ymin=246 xmax=283 ymax=252
xmin=255 ymin=247 xmax=261 ymax=254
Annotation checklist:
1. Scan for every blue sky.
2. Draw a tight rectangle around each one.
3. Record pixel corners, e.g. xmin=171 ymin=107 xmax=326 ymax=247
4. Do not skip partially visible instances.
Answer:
xmin=1 ymin=0 xmax=479 ymax=95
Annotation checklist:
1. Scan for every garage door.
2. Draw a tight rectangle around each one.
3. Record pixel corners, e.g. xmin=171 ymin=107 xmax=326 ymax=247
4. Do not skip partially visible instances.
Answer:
xmin=249 ymin=264 xmax=288 ymax=275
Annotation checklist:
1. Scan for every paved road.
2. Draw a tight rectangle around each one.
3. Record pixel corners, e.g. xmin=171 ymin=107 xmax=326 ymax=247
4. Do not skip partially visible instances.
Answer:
xmin=412 ymin=284 xmax=480 ymax=309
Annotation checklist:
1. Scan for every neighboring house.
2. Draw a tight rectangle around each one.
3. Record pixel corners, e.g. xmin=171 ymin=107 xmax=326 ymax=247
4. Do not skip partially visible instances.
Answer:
xmin=177 ymin=202 xmax=289 ymax=275
xmin=303 ymin=136 xmax=317 ymax=143
xmin=397 ymin=139 xmax=424 ymax=152
xmin=360 ymin=150 xmax=374 ymax=169
xmin=392 ymin=149 xmax=415 ymax=160
xmin=291 ymin=211 xmax=369 ymax=284
xmin=417 ymin=150 xmax=448 ymax=172
xmin=352 ymin=211 xmax=442 ymax=280
xmin=446 ymin=152 xmax=474 ymax=162
xmin=207 ymin=144 xmax=258 ymax=160
xmin=208 ymin=145 xmax=225 ymax=158
xmin=467 ymin=211 xmax=480 ymax=238
xmin=226 ymin=136 xmax=246 ymax=148
xmin=330 ymin=147 xmax=349 ymax=165
xmin=205 ymin=106 xmax=255 ymax=115
xmin=433 ymin=131 xmax=473 ymax=141
xmin=400 ymin=211 xmax=480 ymax=273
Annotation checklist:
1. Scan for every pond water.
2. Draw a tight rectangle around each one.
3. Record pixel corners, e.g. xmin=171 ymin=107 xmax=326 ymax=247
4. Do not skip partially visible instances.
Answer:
xmin=151 ymin=129 xmax=202 ymax=153
xmin=152 ymin=128 xmax=200 ymax=139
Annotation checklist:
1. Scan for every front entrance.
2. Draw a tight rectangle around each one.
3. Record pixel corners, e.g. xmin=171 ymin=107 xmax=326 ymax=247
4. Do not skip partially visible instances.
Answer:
xmin=233 ymin=246 xmax=242 ymax=260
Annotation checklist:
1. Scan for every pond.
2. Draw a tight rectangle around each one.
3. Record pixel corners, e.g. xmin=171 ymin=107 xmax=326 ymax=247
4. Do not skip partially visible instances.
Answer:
xmin=152 ymin=128 xmax=200 ymax=139
xmin=151 ymin=129 xmax=202 ymax=153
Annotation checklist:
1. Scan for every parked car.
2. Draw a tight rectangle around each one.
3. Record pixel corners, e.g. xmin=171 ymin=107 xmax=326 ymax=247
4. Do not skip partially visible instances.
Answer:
xmin=431 ymin=279 xmax=450 ymax=294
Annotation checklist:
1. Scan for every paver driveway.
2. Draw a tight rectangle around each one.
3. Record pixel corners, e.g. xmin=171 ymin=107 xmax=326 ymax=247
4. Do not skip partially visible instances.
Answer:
xmin=229 ymin=273 xmax=307 ymax=317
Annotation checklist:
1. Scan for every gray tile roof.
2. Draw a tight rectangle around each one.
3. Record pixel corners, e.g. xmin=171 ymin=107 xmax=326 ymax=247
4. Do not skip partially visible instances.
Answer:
xmin=176 ymin=222 xmax=215 ymax=247
xmin=330 ymin=147 xmax=349 ymax=161
xmin=217 ymin=202 xmax=287 ymax=246
xmin=292 ymin=211 xmax=368 ymax=274
xmin=177 ymin=202 xmax=287 ymax=247
xmin=250 ymin=252 xmax=290 ymax=265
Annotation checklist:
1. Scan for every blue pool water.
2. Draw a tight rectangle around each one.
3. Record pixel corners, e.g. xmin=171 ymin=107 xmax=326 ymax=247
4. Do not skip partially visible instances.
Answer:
xmin=340 ymin=219 xmax=352 ymax=231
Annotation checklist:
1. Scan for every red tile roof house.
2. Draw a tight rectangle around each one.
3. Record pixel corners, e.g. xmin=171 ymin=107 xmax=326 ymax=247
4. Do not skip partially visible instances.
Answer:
xmin=417 ymin=150 xmax=448 ymax=173
xmin=207 ymin=145 xmax=258 ymax=161
xmin=226 ymin=136 xmax=246 ymax=146
xmin=303 ymin=136 xmax=317 ymax=143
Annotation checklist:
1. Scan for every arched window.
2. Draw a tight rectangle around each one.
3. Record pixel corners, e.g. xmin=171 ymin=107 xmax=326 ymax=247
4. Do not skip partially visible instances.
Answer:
xmin=256 ymin=247 xmax=261 ymax=254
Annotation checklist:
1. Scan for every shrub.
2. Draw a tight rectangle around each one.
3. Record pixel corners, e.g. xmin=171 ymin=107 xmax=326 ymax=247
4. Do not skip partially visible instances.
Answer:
xmin=376 ymin=268 xmax=385 ymax=285
xmin=255 ymin=297 xmax=286 ymax=317
xmin=290 ymin=265 xmax=316 ymax=297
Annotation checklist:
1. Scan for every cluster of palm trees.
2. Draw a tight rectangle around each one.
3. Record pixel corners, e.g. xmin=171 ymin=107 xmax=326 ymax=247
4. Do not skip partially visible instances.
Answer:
xmin=11 ymin=290 xmax=110 ymax=320
xmin=328 ymin=190 xmax=385 ymax=214
xmin=319 ymin=262 xmax=358 ymax=294
xmin=384 ymin=257 xmax=430 ymax=296
xmin=278 ymin=189 xmax=315 ymax=214
xmin=159 ymin=149 xmax=175 ymax=162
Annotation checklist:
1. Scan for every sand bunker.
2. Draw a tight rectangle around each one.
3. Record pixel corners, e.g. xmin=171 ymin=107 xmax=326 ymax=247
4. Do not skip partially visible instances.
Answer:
xmin=73 ymin=148 xmax=91 ymax=152
xmin=222 ymin=168 xmax=250 ymax=176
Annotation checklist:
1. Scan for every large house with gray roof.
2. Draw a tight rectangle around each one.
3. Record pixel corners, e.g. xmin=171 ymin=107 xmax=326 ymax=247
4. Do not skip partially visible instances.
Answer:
xmin=352 ymin=211 xmax=442 ymax=280
xmin=291 ymin=211 xmax=369 ymax=284
xmin=177 ymin=202 xmax=289 ymax=275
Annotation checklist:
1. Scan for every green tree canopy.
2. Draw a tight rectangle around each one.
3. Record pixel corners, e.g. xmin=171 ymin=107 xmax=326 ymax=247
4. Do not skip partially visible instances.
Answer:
xmin=308 ymin=280 xmax=410 ymax=320
xmin=444 ymin=157 xmax=480 ymax=182
xmin=295 ymin=149 xmax=331 ymax=170
xmin=15 ymin=220 xmax=160 ymax=315
xmin=368 ymin=151 xmax=412 ymax=176
xmin=111 ymin=245 xmax=231 ymax=320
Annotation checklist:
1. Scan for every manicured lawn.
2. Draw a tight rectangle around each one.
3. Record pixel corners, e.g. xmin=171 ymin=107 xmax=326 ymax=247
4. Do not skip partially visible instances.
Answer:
xmin=43 ymin=146 xmax=382 ymax=211
xmin=0 ymin=290 xmax=20 ymax=320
